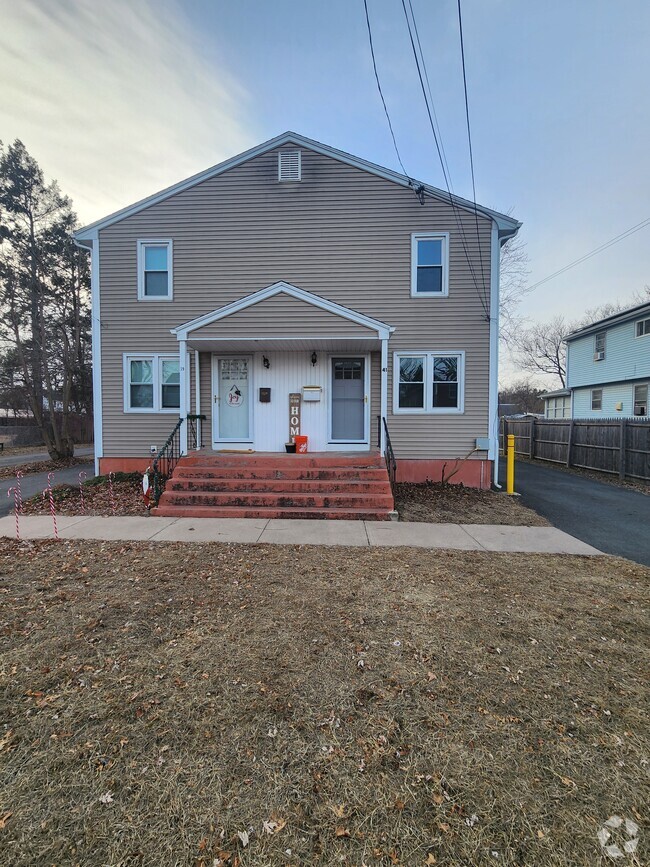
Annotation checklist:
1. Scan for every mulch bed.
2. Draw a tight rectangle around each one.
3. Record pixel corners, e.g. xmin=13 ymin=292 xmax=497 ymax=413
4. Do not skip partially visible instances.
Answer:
xmin=395 ymin=482 xmax=548 ymax=526
xmin=0 ymin=456 xmax=90 ymax=482
xmin=22 ymin=473 xmax=147 ymax=517
xmin=0 ymin=539 xmax=647 ymax=865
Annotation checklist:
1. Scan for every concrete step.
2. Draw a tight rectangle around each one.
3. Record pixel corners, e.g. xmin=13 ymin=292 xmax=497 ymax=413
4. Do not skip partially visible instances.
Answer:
xmin=180 ymin=454 xmax=385 ymax=469
xmin=159 ymin=491 xmax=395 ymax=510
xmin=174 ymin=466 xmax=390 ymax=481
xmin=169 ymin=478 xmax=392 ymax=495
xmin=152 ymin=505 xmax=392 ymax=520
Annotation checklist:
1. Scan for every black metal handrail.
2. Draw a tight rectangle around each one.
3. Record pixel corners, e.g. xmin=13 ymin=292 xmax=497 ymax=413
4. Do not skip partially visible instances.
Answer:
xmin=381 ymin=416 xmax=397 ymax=491
xmin=152 ymin=414 xmax=207 ymax=503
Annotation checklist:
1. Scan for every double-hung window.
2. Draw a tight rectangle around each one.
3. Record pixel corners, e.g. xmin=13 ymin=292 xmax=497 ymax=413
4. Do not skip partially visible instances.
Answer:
xmin=591 ymin=388 xmax=603 ymax=411
xmin=394 ymin=352 xmax=464 ymax=413
xmin=137 ymin=240 xmax=173 ymax=300
xmin=411 ymin=232 xmax=449 ymax=296
xmin=124 ymin=354 xmax=180 ymax=412
xmin=636 ymin=317 xmax=650 ymax=338
xmin=594 ymin=331 xmax=606 ymax=360
xmin=634 ymin=384 xmax=648 ymax=416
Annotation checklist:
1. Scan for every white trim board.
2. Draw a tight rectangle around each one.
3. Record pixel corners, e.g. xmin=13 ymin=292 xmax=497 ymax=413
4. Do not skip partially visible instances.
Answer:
xmin=171 ymin=282 xmax=394 ymax=341
xmin=74 ymin=131 xmax=521 ymax=242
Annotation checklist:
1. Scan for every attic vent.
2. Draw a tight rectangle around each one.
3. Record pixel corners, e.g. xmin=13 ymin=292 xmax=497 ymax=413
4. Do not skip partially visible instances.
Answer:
xmin=278 ymin=150 xmax=301 ymax=182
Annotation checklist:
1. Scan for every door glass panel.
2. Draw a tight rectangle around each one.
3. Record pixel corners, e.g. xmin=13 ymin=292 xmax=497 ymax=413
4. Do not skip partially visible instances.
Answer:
xmin=218 ymin=358 xmax=249 ymax=439
xmin=331 ymin=357 xmax=365 ymax=441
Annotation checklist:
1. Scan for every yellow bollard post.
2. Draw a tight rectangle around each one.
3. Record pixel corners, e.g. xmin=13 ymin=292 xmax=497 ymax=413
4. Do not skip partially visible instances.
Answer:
xmin=506 ymin=433 xmax=515 ymax=495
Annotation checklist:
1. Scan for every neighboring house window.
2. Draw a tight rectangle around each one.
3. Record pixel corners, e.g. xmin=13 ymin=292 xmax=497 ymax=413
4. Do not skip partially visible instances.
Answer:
xmin=394 ymin=351 xmax=464 ymax=413
xmin=124 ymin=354 xmax=180 ymax=412
xmin=137 ymin=240 xmax=173 ymax=300
xmin=594 ymin=331 xmax=606 ymax=359
xmin=636 ymin=317 xmax=650 ymax=337
xmin=634 ymin=384 xmax=648 ymax=416
xmin=591 ymin=388 xmax=603 ymax=411
xmin=410 ymin=232 xmax=449 ymax=296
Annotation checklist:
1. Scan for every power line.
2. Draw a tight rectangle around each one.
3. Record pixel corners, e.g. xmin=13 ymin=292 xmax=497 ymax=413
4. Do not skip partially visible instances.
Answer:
xmin=400 ymin=0 xmax=489 ymax=317
xmin=456 ymin=0 xmax=488 ymax=313
xmin=527 ymin=218 xmax=650 ymax=291
xmin=362 ymin=0 xmax=410 ymax=179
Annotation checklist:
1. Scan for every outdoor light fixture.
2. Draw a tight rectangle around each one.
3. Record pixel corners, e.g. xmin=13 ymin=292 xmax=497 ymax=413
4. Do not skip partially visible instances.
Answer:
xmin=262 ymin=356 xmax=270 ymax=369
xmin=311 ymin=352 xmax=318 ymax=366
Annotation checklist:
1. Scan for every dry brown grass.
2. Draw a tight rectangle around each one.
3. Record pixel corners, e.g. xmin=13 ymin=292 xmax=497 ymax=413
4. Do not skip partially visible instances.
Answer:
xmin=0 ymin=540 xmax=647 ymax=866
xmin=395 ymin=482 xmax=548 ymax=526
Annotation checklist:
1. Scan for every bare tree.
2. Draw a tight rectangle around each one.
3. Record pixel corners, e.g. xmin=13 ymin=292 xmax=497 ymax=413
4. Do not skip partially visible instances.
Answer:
xmin=0 ymin=140 xmax=91 ymax=458
xmin=499 ymin=235 xmax=531 ymax=345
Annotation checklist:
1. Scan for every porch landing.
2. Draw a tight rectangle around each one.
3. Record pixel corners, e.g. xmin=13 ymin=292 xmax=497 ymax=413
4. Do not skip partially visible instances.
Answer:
xmin=152 ymin=451 xmax=395 ymax=520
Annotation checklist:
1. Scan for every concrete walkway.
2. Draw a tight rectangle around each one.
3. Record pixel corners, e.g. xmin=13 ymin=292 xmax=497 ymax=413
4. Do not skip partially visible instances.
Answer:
xmin=0 ymin=515 xmax=603 ymax=554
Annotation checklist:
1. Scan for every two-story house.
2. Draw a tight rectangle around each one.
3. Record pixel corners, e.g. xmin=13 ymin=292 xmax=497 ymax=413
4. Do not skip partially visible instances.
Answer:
xmin=559 ymin=302 xmax=650 ymax=419
xmin=74 ymin=132 xmax=520 ymax=517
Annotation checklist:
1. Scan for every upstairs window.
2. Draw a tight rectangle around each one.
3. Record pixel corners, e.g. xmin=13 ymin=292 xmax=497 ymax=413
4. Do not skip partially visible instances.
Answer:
xmin=137 ymin=240 xmax=173 ymax=300
xmin=591 ymin=388 xmax=603 ymax=411
xmin=411 ymin=232 xmax=449 ymax=297
xmin=634 ymin=384 xmax=648 ymax=416
xmin=594 ymin=331 xmax=606 ymax=360
xmin=636 ymin=317 xmax=650 ymax=337
xmin=394 ymin=351 xmax=464 ymax=413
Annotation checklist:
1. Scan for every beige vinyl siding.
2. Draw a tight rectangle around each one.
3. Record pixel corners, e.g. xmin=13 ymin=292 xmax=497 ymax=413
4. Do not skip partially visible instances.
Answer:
xmin=191 ymin=292 xmax=376 ymax=339
xmin=99 ymin=146 xmax=492 ymax=459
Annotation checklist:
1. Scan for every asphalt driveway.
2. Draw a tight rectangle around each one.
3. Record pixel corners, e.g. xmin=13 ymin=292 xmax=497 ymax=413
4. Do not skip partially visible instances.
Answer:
xmin=502 ymin=458 xmax=650 ymax=566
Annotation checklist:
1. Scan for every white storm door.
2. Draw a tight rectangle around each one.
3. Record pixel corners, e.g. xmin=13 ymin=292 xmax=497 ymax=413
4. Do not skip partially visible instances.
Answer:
xmin=212 ymin=356 xmax=253 ymax=443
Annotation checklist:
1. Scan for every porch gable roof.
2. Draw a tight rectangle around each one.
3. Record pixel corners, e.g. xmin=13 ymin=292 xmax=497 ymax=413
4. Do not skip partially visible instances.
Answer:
xmin=171 ymin=282 xmax=394 ymax=342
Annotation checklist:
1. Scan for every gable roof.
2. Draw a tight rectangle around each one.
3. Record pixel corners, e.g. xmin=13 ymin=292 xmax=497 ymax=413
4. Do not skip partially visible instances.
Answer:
xmin=171 ymin=281 xmax=394 ymax=341
xmin=74 ymin=131 xmax=521 ymax=244
xmin=564 ymin=301 xmax=650 ymax=342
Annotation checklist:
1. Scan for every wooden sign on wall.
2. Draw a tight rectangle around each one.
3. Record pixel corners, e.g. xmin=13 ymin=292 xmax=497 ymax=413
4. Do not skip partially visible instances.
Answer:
xmin=289 ymin=392 xmax=301 ymax=440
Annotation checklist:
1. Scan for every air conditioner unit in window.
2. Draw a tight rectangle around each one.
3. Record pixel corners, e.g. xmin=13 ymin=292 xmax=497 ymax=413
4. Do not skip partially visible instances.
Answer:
xmin=593 ymin=351 xmax=605 ymax=361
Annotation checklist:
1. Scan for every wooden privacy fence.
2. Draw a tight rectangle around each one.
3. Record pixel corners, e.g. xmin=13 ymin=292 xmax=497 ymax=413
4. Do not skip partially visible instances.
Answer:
xmin=501 ymin=418 xmax=650 ymax=482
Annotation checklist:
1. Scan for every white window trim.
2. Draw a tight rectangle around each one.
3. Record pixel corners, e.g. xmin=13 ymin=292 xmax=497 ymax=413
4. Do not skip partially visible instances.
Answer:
xmin=594 ymin=331 xmax=606 ymax=358
xmin=591 ymin=388 xmax=603 ymax=412
xmin=635 ymin=317 xmax=650 ymax=338
xmin=633 ymin=383 xmax=648 ymax=416
xmin=393 ymin=350 xmax=465 ymax=414
xmin=123 ymin=353 xmax=181 ymax=413
xmin=410 ymin=232 xmax=450 ymax=298
xmin=137 ymin=239 xmax=173 ymax=301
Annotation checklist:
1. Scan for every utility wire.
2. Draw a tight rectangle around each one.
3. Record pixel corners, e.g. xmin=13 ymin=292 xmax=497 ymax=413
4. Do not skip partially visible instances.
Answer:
xmin=527 ymin=217 xmax=650 ymax=291
xmin=456 ymin=0 xmax=488 ymax=312
xmin=362 ymin=0 xmax=410 ymax=179
xmin=400 ymin=0 xmax=489 ymax=317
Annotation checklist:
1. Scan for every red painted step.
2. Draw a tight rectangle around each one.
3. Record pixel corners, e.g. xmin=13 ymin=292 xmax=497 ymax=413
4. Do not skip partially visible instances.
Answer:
xmin=153 ymin=452 xmax=395 ymax=521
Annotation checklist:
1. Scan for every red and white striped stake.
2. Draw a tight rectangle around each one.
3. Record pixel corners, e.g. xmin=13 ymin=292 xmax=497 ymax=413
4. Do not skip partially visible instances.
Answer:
xmin=108 ymin=471 xmax=116 ymax=515
xmin=78 ymin=471 xmax=87 ymax=514
xmin=7 ymin=487 xmax=20 ymax=540
xmin=44 ymin=472 xmax=59 ymax=540
xmin=15 ymin=470 xmax=24 ymax=514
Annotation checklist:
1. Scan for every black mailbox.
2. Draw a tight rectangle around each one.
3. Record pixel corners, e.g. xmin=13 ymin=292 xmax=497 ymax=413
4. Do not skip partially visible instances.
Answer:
xmin=259 ymin=387 xmax=271 ymax=403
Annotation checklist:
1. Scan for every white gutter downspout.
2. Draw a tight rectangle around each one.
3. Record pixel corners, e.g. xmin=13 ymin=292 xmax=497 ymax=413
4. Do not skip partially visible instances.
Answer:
xmin=74 ymin=233 xmax=102 ymax=476
xmin=488 ymin=222 xmax=501 ymax=487
xmin=194 ymin=349 xmax=201 ymax=449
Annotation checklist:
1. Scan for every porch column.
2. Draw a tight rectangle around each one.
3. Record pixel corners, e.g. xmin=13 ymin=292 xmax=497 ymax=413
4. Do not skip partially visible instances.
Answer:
xmin=194 ymin=349 xmax=201 ymax=449
xmin=380 ymin=337 xmax=388 ymax=453
xmin=179 ymin=338 xmax=188 ymax=454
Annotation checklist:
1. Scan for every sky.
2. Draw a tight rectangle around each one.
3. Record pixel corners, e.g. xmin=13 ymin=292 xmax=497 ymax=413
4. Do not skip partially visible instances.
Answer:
xmin=1 ymin=0 xmax=649 ymax=385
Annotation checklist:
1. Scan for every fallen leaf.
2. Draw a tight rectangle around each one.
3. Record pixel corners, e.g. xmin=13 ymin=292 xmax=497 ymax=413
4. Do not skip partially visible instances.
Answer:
xmin=537 ymin=829 xmax=545 ymax=839
xmin=237 ymin=830 xmax=249 ymax=847
xmin=437 ymin=822 xmax=450 ymax=833
xmin=0 ymin=812 xmax=12 ymax=829
xmin=424 ymin=855 xmax=437 ymax=865
xmin=335 ymin=827 xmax=350 ymax=838
xmin=432 ymin=793 xmax=444 ymax=806
xmin=394 ymin=798 xmax=405 ymax=811
xmin=330 ymin=804 xmax=347 ymax=818
xmin=98 ymin=791 xmax=113 ymax=805
xmin=0 ymin=731 xmax=13 ymax=752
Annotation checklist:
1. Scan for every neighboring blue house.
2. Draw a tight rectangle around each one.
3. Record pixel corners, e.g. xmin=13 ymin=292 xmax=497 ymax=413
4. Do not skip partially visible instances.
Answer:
xmin=561 ymin=301 xmax=650 ymax=419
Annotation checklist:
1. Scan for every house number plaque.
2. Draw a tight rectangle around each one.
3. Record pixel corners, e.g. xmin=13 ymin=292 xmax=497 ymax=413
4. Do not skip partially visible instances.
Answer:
xmin=289 ymin=392 xmax=301 ymax=440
